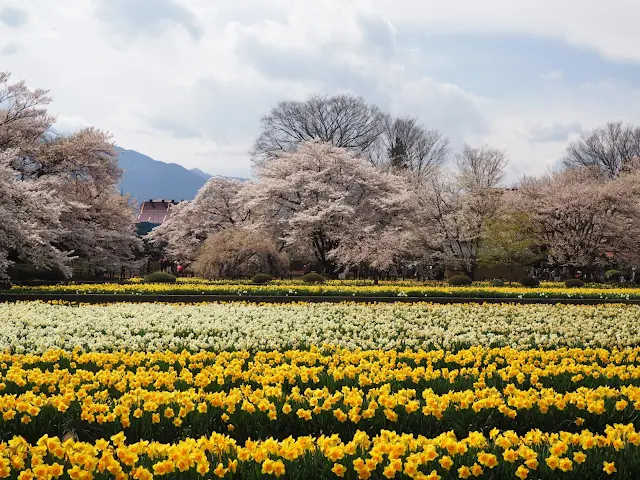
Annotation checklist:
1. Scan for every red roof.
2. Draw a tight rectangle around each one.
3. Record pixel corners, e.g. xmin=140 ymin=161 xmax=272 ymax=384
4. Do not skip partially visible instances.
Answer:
xmin=137 ymin=200 xmax=177 ymax=224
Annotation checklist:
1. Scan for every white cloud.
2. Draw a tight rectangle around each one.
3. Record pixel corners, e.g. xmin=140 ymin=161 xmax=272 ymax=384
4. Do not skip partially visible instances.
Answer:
xmin=93 ymin=0 xmax=203 ymax=41
xmin=53 ymin=115 xmax=91 ymax=134
xmin=378 ymin=0 xmax=640 ymax=62
xmin=464 ymin=78 xmax=640 ymax=183
xmin=527 ymin=121 xmax=583 ymax=143
xmin=1 ymin=0 xmax=640 ymax=182
xmin=389 ymin=77 xmax=489 ymax=143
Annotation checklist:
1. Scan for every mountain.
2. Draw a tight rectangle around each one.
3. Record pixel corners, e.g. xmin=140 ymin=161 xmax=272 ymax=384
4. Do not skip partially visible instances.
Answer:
xmin=190 ymin=168 xmax=212 ymax=180
xmin=117 ymin=148 xmax=209 ymax=203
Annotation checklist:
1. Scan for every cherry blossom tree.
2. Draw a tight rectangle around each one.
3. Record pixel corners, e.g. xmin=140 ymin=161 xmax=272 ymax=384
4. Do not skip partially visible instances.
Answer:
xmin=12 ymin=127 xmax=121 ymax=185
xmin=0 ymin=72 xmax=53 ymax=150
xmin=0 ymin=150 xmax=71 ymax=281
xmin=17 ymin=129 xmax=142 ymax=273
xmin=0 ymin=72 xmax=142 ymax=275
xmin=148 ymin=177 xmax=249 ymax=263
xmin=411 ymin=172 xmax=477 ymax=273
xmin=56 ymin=185 xmax=142 ymax=273
xmin=245 ymin=140 xmax=412 ymax=276
xmin=513 ymin=167 xmax=640 ymax=270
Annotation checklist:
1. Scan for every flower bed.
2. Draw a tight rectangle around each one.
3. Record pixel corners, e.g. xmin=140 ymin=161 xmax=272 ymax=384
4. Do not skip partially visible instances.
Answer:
xmin=1 ymin=302 xmax=640 ymax=352
xmin=9 ymin=282 xmax=640 ymax=300
xmin=1 ymin=301 xmax=640 ymax=478
xmin=1 ymin=346 xmax=640 ymax=477
xmin=2 ymin=426 xmax=637 ymax=479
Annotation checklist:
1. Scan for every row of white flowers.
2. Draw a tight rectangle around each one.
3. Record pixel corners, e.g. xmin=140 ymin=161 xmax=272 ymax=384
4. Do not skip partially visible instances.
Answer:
xmin=1 ymin=301 xmax=639 ymax=353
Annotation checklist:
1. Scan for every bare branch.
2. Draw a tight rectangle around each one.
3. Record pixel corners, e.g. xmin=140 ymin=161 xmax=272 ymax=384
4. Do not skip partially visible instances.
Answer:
xmin=251 ymin=94 xmax=386 ymax=168
xmin=455 ymin=144 xmax=509 ymax=190
xmin=563 ymin=122 xmax=640 ymax=178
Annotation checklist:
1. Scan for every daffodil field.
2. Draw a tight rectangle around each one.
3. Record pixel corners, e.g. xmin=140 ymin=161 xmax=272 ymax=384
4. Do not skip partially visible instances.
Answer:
xmin=2 ymin=302 xmax=640 ymax=478
xmin=2 ymin=302 xmax=640 ymax=352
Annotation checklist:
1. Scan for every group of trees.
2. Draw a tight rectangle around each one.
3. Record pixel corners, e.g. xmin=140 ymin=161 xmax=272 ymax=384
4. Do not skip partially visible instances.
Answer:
xmin=0 ymin=72 xmax=142 ymax=281
xmin=3 ymin=69 xmax=640 ymax=284
xmin=152 ymin=93 xmax=640 ymax=281
xmin=152 ymin=95 xmax=510 ymax=280
xmin=150 ymin=141 xmax=413 ymax=279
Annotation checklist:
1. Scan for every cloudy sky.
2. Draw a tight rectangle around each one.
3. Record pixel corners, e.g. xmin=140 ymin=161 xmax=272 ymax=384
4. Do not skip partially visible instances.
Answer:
xmin=2 ymin=0 xmax=640 ymax=182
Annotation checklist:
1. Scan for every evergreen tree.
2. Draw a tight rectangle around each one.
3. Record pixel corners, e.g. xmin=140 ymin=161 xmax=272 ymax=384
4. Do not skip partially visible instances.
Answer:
xmin=389 ymin=136 xmax=408 ymax=169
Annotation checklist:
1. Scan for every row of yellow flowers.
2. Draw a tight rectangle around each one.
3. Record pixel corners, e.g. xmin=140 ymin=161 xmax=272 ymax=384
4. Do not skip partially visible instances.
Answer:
xmin=1 ymin=425 xmax=638 ymax=479
xmin=3 ymin=346 xmax=640 ymax=388
xmin=10 ymin=282 xmax=640 ymax=299
xmin=1 ymin=382 xmax=638 ymax=439
xmin=135 ymin=278 xmax=625 ymax=289
xmin=2 ymin=347 xmax=640 ymax=445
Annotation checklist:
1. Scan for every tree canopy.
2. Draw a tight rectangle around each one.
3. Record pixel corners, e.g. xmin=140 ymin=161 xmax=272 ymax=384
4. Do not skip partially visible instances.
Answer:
xmin=0 ymin=71 xmax=142 ymax=280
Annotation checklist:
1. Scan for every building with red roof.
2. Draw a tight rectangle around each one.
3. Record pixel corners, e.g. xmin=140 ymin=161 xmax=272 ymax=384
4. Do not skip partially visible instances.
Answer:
xmin=137 ymin=199 xmax=178 ymax=225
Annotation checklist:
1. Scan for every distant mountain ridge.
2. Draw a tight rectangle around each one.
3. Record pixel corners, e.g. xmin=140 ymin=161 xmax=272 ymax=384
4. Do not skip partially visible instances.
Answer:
xmin=116 ymin=147 xmax=245 ymax=203
xmin=190 ymin=168 xmax=212 ymax=180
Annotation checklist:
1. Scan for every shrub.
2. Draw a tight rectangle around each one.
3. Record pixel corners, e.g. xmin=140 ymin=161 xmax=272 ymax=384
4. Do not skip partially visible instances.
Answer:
xmin=490 ymin=278 xmax=505 ymax=287
xmin=0 ymin=281 xmax=11 ymax=290
xmin=519 ymin=277 xmax=540 ymax=287
xmin=301 ymin=272 xmax=326 ymax=284
xmin=448 ymin=275 xmax=472 ymax=286
xmin=143 ymin=272 xmax=177 ymax=284
xmin=251 ymin=273 xmax=272 ymax=284
xmin=605 ymin=269 xmax=622 ymax=282
xmin=565 ymin=278 xmax=584 ymax=288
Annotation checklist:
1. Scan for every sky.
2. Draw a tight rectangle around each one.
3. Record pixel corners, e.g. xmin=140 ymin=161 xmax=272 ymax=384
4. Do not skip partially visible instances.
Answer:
xmin=2 ymin=0 xmax=640 ymax=183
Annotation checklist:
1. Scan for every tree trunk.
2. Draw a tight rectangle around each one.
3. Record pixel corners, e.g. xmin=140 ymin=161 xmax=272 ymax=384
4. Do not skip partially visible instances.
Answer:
xmin=465 ymin=267 xmax=474 ymax=281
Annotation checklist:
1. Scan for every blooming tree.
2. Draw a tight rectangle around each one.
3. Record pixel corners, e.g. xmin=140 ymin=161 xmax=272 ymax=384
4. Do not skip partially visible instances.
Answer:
xmin=13 ymin=127 xmax=122 ymax=184
xmin=0 ymin=72 xmax=53 ymax=151
xmin=245 ymin=140 xmax=412 ymax=276
xmin=148 ymin=177 xmax=249 ymax=263
xmin=513 ymin=167 xmax=640 ymax=269
xmin=0 ymin=151 xmax=71 ymax=281
xmin=56 ymin=185 xmax=142 ymax=272
xmin=0 ymin=72 xmax=142 ymax=275
xmin=28 ymin=128 xmax=141 ymax=271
